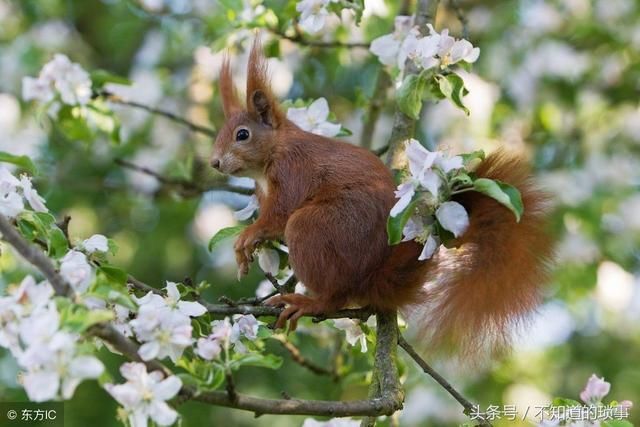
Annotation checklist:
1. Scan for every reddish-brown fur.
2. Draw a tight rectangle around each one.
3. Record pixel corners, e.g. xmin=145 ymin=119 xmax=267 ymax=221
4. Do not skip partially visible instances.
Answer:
xmin=211 ymin=39 xmax=553 ymax=357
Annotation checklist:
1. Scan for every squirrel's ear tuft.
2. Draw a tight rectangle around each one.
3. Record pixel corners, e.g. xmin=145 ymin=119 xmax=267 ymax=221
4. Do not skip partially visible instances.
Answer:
xmin=246 ymin=36 xmax=284 ymax=128
xmin=220 ymin=54 xmax=241 ymax=118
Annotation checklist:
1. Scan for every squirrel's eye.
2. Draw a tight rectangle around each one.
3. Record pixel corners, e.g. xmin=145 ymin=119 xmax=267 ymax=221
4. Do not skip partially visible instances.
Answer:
xmin=235 ymin=128 xmax=250 ymax=141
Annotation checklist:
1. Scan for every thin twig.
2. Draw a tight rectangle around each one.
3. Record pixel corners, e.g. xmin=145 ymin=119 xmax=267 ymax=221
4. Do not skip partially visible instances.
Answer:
xmin=115 ymin=159 xmax=255 ymax=196
xmin=0 ymin=215 xmax=69 ymax=296
xmin=125 ymin=272 xmax=374 ymax=321
xmin=385 ymin=0 xmax=441 ymax=168
xmin=360 ymin=72 xmax=391 ymax=150
xmin=225 ymin=370 xmax=238 ymax=403
xmin=100 ymin=91 xmax=216 ymax=137
xmin=397 ymin=335 xmax=491 ymax=426
xmin=273 ymin=335 xmax=339 ymax=379
xmin=359 ymin=0 xmax=412 ymax=150
xmin=127 ymin=274 xmax=160 ymax=295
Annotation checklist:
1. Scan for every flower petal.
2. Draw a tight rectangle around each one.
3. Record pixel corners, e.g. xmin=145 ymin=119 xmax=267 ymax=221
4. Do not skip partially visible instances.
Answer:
xmin=149 ymin=400 xmax=179 ymax=426
xmin=435 ymin=201 xmax=469 ymax=237
xmin=234 ymin=195 xmax=259 ymax=221
xmin=23 ymin=371 xmax=60 ymax=402
xmin=177 ymin=301 xmax=207 ymax=317
xmin=258 ymin=248 xmax=280 ymax=276
xmin=418 ymin=169 xmax=441 ymax=197
xmin=418 ymin=234 xmax=439 ymax=260
xmin=138 ymin=341 xmax=160 ymax=361
xmin=390 ymin=183 xmax=415 ymax=217
xmin=153 ymin=375 xmax=182 ymax=401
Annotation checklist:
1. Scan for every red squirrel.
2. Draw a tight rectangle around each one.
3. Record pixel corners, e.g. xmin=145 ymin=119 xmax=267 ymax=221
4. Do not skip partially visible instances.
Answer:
xmin=210 ymin=39 xmax=553 ymax=357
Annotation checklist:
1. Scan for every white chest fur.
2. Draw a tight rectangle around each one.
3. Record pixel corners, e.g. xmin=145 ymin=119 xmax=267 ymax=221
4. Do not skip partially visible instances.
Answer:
xmin=255 ymin=176 xmax=269 ymax=197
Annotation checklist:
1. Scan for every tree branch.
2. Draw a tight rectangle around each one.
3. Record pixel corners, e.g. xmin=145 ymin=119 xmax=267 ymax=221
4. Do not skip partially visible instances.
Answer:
xmin=125 ymin=271 xmax=374 ymax=321
xmin=115 ymin=159 xmax=255 ymax=196
xmin=359 ymin=0 xmax=412 ymax=150
xmin=397 ymin=335 xmax=492 ymax=426
xmin=100 ymin=91 xmax=217 ymax=138
xmin=385 ymin=0 xmax=441 ymax=168
xmin=0 ymin=215 xmax=70 ymax=296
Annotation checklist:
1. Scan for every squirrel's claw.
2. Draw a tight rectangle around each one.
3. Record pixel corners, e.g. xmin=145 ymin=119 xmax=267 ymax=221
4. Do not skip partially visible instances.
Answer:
xmin=265 ymin=294 xmax=320 ymax=332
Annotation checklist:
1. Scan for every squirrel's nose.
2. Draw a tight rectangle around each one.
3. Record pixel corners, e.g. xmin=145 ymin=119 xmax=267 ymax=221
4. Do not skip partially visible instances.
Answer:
xmin=210 ymin=158 xmax=221 ymax=170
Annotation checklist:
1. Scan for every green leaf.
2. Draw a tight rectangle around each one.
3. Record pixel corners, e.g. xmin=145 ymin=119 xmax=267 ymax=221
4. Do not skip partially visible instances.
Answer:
xmin=99 ymin=264 xmax=128 ymax=287
xmin=435 ymin=73 xmax=470 ymax=115
xmin=551 ymin=397 xmax=582 ymax=407
xmin=228 ymin=353 xmax=283 ymax=370
xmin=47 ymin=228 xmax=69 ymax=259
xmin=386 ymin=198 xmax=420 ymax=245
xmin=336 ymin=126 xmax=352 ymax=137
xmin=176 ymin=358 xmax=225 ymax=392
xmin=90 ymin=70 xmax=132 ymax=88
xmin=57 ymin=106 xmax=93 ymax=141
xmin=87 ymin=275 xmax=137 ymax=311
xmin=473 ymin=178 xmax=524 ymax=222
xmin=397 ymin=73 xmax=427 ymax=120
xmin=208 ymin=225 xmax=246 ymax=251
xmin=0 ymin=151 xmax=38 ymax=175
xmin=460 ymin=150 xmax=485 ymax=166
xmin=87 ymin=103 xmax=121 ymax=143
xmin=450 ymin=172 xmax=474 ymax=188
xmin=58 ymin=302 xmax=114 ymax=333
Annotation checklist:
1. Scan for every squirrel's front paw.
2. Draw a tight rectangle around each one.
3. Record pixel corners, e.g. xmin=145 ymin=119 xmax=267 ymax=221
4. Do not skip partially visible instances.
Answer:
xmin=234 ymin=229 xmax=264 ymax=278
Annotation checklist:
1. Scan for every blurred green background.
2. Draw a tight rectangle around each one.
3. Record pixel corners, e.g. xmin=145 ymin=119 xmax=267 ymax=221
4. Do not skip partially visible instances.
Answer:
xmin=0 ymin=0 xmax=639 ymax=426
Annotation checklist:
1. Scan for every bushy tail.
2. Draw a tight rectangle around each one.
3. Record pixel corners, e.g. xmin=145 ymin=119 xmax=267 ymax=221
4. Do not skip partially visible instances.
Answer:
xmin=367 ymin=150 xmax=553 ymax=359
xmin=407 ymin=150 xmax=553 ymax=360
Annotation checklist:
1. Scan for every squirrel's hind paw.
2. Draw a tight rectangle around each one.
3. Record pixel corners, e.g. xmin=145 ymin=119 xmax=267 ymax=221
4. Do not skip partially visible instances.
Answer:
xmin=265 ymin=294 xmax=322 ymax=332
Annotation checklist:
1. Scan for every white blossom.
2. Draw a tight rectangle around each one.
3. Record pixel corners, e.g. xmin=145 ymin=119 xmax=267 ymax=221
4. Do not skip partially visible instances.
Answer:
xmin=22 ymin=54 xmax=92 ymax=113
xmin=377 ymin=24 xmax=480 ymax=71
xmin=232 ymin=314 xmax=259 ymax=341
xmin=81 ymin=234 xmax=109 ymax=253
xmin=59 ymin=250 xmax=94 ymax=293
xmin=369 ymin=16 xmax=413 ymax=66
xmin=257 ymin=248 xmax=280 ymax=276
xmin=196 ymin=315 xmax=260 ymax=360
xmin=429 ymin=26 xmax=480 ymax=68
xmin=332 ymin=319 xmax=368 ymax=352
xmin=0 ymin=276 xmax=53 ymax=353
xmin=104 ymin=362 xmax=182 ymax=427
xmin=16 ymin=303 xmax=103 ymax=402
xmin=234 ymin=194 xmax=259 ymax=221
xmin=435 ymin=201 xmax=470 ymax=238
xmin=579 ymin=374 xmax=610 ymax=404
xmin=133 ymin=313 xmax=193 ymax=362
xmin=0 ymin=166 xmax=24 ymax=218
xmin=18 ymin=175 xmax=48 ymax=212
xmin=196 ymin=336 xmax=222 ymax=360
xmin=132 ymin=281 xmax=207 ymax=323
xmin=130 ymin=283 xmax=202 ymax=362
xmin=287 ymin=98 xmax=342 ymax=137
xmin=296 ymin=0 xmax=335 ymax=34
